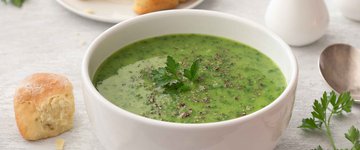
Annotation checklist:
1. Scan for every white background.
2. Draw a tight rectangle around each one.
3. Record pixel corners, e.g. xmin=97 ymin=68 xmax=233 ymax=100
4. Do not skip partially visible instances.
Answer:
xmin=1 ymin=0 xmax=360 ymax=149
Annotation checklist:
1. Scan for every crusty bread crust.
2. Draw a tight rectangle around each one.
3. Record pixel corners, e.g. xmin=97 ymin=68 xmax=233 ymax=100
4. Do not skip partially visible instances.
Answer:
xmin=134 ymin=0 xmax=179 ymax=14
xmin=14 ymin=73 xmax=75 ymax=140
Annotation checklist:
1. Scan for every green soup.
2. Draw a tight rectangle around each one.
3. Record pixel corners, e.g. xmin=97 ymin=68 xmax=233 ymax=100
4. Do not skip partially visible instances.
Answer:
xmin=94 ymin=34 xmax=286 ymax=123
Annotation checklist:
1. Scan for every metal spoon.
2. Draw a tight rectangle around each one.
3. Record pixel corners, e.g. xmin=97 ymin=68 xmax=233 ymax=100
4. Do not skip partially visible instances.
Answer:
xmin=319 ymin=43 xmax=360 ymax=103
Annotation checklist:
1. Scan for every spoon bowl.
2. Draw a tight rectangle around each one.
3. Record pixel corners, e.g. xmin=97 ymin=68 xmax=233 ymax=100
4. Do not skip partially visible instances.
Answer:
xmin=319 ymin=43 xmax=360 ymax=102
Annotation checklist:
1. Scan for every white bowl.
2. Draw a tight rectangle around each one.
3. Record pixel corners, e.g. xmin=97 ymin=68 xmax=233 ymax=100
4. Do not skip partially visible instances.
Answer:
xmin=82 ymin=10 xmax=298 ymax=150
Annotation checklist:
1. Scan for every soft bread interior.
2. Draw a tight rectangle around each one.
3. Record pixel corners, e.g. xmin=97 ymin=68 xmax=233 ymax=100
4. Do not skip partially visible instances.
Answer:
xmin=37 ymin=94 xmax=74 ymax=133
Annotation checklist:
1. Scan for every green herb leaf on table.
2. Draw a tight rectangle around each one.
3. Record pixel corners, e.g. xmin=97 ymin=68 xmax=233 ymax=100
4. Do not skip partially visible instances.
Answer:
xmin=2 ymin=0 xmax=25 ymax=7
xmin=11 ymin=0 xmax=25 ymax=7
xmin=330 ymin=91 xmax=353 ymax=114
xmin=311 ymin=145 xmax=323 ymax=150
xmin=312 ymin=99 xmax=327 ymax=122
xmin=299 ymin=118 xmax=322 ymax=129
xmin=299 ymin=91 xmax=356 ymax=150
xmin=299 ymin=91 xmax=354 ymax=130
xmin=345 ymin=126 xmax=360 ymax=150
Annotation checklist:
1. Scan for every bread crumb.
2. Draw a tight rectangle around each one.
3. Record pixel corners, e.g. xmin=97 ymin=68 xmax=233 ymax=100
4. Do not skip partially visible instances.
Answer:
xmin=56 ymin=138 xmax=65 ymax=150
xmin=84 ymin=8 xmax=95 ymax=14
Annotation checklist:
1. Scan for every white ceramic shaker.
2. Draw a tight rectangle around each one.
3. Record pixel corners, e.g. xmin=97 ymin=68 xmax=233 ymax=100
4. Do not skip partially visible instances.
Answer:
xmin=265 ymin=0 xmax=329 ymax=46
xmin=335 ymin=0 xmax=360 ymax=21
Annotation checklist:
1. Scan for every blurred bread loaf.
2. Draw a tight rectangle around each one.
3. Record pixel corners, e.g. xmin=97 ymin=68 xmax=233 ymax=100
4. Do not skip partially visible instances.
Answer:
xmin=133 ymin=0 xmax=179 ymax=14
xmin=14 ymin=73 xmax=75 ymax=141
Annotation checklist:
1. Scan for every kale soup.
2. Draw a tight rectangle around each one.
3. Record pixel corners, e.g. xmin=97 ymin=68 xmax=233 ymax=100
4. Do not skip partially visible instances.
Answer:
xmin=93 ymin=34 xmax=286 ymax=123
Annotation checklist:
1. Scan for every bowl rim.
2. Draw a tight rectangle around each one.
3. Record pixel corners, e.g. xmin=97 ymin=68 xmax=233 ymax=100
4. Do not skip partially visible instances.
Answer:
xmin=81 ymin=9 xmax=298 ymax=128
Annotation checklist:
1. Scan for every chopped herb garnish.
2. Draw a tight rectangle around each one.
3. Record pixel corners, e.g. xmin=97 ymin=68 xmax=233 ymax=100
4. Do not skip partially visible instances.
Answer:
xmin=151 ymin=56 xmax=200 ymax=93
xmin=165 ymin=56 xmax=180 ymax=76
xmin=299 ymin=91 xmax=358 ymax=150
xmin=184 ymin=59 xmax=200 ymax=81
xmin=151 ymin=67 xmax=173 ymax=87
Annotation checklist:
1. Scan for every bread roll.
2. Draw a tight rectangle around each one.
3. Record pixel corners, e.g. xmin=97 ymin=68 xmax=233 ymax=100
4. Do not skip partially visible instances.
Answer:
xmin=14 ymin=73 xmax=75 ymax=141
xmin=134 ymin=0 xmax=179 ymax=14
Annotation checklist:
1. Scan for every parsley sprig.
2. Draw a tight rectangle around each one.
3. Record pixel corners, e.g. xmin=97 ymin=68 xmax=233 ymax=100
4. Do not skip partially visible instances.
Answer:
xmin=299 ymin=91 xmax=359 ymax=150
xmin=2 ymin=0 xmax=25 ymax=7
xmin=345 ymin=126 xmax=360 ymax=150
xmin=151 ymin=56 xmax=200 ymax=93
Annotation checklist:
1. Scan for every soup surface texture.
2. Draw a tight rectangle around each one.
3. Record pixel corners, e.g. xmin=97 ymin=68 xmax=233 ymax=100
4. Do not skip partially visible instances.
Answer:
xmin=94 ymin=34 xmax=286 ymax=123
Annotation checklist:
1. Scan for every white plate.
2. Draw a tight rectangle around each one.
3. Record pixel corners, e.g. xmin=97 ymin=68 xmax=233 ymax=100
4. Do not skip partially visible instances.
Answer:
xmin=56 ymin=0 xmax=204 ymax=23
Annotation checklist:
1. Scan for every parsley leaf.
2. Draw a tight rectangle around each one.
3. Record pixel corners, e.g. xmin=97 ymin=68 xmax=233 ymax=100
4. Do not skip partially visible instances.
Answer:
xmin=12 ymin=0 xmax=25 ymax=7
xmin=164 ymin=82 xmax=190 ymax=93
xmin=330 ymin=91 xmax=353 ymax=114
xmin=299 ymin=91 xmax=355 ymax=150
xmin=299 ymin=118 xmax=322 ymax=129
xmin=312 ymin=98 xmax=327 ymax=123
xmin=151 ymin=68 xmax=172 ymax=87
xmin=311 ymin=145 xmax=323 ymax=150
xmin=2 ymin=0 xmax=25 ymax=7
xmin=151 ymin=56 xmax=200 ymax=94
xmin=345 ymin=126 xmax=360 ymax=150
xmin=184 ymin=59 xmax=200 ymax=81
xmin=165 ymin=56 xmax=180 ymax=76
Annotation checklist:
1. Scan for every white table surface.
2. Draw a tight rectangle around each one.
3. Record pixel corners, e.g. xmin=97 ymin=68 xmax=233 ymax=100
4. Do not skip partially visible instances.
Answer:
xmin=1 ymin=0 xmax=360 ymax=149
